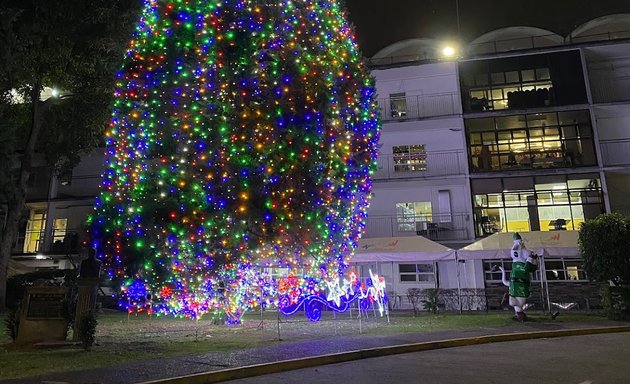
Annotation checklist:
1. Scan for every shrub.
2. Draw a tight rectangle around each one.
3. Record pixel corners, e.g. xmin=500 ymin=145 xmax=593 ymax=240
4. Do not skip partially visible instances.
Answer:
xmin=4 ymin=306 xmax=20 ymax=341
xmin=579 ymin=213 xmax=630 ymax=320
xmin=421 ymin=288 xmax=441 ymax=314
xmin=78 ymin=311 xmax=98 ymax=351
xmin=600 ymin=285 xmax=630 ymax=321
xmin=406 ymin=288 xmax=422 ymax=316
xmin=407 ymin=288 xmax=442 ymax=314
xmin=579 ymin=213 xmax=630 ymax=287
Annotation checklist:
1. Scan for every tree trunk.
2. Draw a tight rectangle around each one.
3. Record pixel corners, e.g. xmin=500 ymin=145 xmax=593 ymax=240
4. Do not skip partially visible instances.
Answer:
xmin=0 ymin=80 xmax=45 ymax=312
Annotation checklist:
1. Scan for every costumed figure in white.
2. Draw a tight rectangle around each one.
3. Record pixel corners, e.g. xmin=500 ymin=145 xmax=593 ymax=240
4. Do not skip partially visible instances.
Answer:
xmin=499 ymin=232 xmax=538 ymax=322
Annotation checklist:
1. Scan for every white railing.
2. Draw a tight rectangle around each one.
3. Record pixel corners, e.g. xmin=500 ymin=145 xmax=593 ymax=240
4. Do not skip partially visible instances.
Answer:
xmin=363 ymin=213 xmax=472 ymax=241
xmin=377 ymin=93 xmax=459 ymax=122
xmin=373 ymin=150 xmax=466 ymax=180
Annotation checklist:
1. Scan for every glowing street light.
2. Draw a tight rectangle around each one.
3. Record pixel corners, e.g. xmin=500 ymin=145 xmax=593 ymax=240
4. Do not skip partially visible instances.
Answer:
xmin=442 ymin=46 xmax=456 ymax=58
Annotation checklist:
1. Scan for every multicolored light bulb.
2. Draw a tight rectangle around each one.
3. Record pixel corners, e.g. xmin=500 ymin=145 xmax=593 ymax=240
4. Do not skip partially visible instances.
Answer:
xmin=91 ymin=0 xmax=381 ymax=322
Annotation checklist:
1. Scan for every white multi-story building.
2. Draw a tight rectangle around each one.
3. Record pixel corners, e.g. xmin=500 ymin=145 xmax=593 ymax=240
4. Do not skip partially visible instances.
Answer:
xmin=10 ymin=14 xmax=630 ymax=310
xmin=356 ymin=15 xmax=630 ymax=308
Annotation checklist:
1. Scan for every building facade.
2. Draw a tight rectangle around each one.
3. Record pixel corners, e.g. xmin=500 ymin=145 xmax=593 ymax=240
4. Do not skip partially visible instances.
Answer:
xmin=10 ymin=15 xmax=630 ymax=311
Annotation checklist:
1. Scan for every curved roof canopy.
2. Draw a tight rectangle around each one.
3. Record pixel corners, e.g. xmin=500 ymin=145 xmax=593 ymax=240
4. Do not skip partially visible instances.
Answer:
xmin=368 ymin=15 xmax=630 ymax=63
xmin=568 ymin=14 xmax=630 ymax=43
xmin=468 ymin=26 xmax=563 ymax=56
xmin=370 ymin=38 xmax=441 ymax=66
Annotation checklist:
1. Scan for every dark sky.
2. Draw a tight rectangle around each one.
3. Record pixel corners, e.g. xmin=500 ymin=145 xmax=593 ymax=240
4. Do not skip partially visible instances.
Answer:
xmin=345 ymin=0 xmax=630 ymax=56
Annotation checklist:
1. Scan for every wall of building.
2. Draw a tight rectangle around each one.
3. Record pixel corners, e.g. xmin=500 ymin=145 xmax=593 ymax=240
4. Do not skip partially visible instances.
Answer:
xmin=378 ymin=117 xmax=465 ymax=154
xmin=585 ymin=43 xmax=630 ymax=103
xmin=372 ymin=61 xmax=460 ymax=99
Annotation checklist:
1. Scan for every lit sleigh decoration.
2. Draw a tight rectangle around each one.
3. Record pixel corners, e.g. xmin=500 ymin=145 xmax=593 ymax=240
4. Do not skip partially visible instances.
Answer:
xmin=277 ymin=270 xmax=388 ymax=321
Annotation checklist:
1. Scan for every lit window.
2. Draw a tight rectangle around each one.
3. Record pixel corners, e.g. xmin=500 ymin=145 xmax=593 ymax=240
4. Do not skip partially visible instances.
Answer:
xmin=396 ymin=202 xmax=432 ymax=231
xmin=393 ymin=145 xmax=427 ymax=172
xmin=23 ymin=209 xmax=47 ymax=253
xmin=389 ymin=93 xmax=407 ymax=117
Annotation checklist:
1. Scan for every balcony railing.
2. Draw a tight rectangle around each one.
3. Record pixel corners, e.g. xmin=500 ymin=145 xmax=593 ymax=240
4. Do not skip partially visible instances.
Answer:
xmin=373 ymin=151 xmax=466 ymax=180
xmin=364 ymin=213 xmax=472 ymax=242
xmin=600 ymin=139 xmax=630 ymax=166
xmin=377 ymin=93 xmax=459 ymax=122
xmin=12 ymin=228 xmax=84 ymax=256
xmin=590 ymin=77 xmax=630 ymax=104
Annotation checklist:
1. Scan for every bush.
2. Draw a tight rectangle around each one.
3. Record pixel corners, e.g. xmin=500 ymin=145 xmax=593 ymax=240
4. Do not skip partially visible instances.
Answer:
xmin=407 ymin=288 xmax=442 ymax=314
xmin=579 ymin=213 xmax=630 ymax=320
xmin=78 ymin=311 xmax=98 ymax=351
xmin=4 ymin=306 xmax=20 ymax=341
xmin=407 ymin=288 xmax=422 ymax=316
xmin=600 ymin=285 xmax=630 ymax=321
xmin=421 ymin=288 xmax=441 ymax=314
xmin=579 ymin=213 xmax=630 ymax=287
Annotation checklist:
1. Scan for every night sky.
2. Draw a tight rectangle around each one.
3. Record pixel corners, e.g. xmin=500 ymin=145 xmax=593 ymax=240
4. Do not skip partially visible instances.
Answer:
xmin=345 ymin=0 xmax=630 ymax=57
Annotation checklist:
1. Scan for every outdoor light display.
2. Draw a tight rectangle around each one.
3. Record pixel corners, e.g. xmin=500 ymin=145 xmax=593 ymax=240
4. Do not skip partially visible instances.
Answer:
xmin=278 ymin=269 xmax=388 ymax=321
xmin=91 ymin=0 xmax=381 ymax=322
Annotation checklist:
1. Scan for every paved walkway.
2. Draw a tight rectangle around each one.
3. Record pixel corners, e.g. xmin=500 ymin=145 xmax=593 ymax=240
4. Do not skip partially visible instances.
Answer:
xmin=223 ymin=333 xmax=630 ymax=384
xmin=3 ymin=319 xmax=629 ymax=384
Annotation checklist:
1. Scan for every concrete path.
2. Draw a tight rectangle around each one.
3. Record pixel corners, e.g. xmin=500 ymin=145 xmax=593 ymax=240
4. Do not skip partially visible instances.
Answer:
xmin=224 ymin=333 xmax=630 ymax=384
xmin=2 ymin=320 xmax=629 ymax=384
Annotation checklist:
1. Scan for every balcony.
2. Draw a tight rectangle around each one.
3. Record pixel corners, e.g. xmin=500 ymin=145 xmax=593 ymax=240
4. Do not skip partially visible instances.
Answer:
xmin=364 ymin=213 xmax=472 ymax=242
xmin=600 ymin=139 xmax=630 ymax=167
xmin=12 ymin=228 xmax=84 ymax=258
xmin=378 ymin=93 xmax=459 ymax=122
xmin=373 ymin=151 xmax=467 ymax=180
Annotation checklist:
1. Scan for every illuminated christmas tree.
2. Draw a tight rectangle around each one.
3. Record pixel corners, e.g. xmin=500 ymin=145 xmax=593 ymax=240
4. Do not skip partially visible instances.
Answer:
xmin=92 ymin=0 xmax=380 ymax=322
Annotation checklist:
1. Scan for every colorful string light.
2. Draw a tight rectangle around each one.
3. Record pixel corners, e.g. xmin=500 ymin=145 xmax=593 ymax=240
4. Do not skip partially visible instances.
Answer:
xmin=91 ymin=0 xmax=381 ymax=323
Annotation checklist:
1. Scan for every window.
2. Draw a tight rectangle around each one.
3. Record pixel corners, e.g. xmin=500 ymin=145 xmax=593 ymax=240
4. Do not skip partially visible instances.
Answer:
xmin=58 ymin=169 xmax=73 ymax=186
xmin=460 ymin=50 xmax=588 ymax=112
xmin=389 ymin=93 xmax=407 ymax=117
xmin=472 ymin=174 xmax=604 ymax=237
xmin=396 ymin=202 xmax=432 ymax=231
xmin=52 ymin=218 xmax=68 ymax=244
xmin=23 ymin=209 xmax=47 ymax=253
xmin=483 ymin=260 xmax=511 ymax=281
xmin=466 ymin=110 xmax=597 ymax=172
xmin=393 ymin=145 xmax=427 ymax=172
xmin=399 ymin=263 xmax=435 ymax=283
xmin=483 ymin=258 xmax=586 ymax=282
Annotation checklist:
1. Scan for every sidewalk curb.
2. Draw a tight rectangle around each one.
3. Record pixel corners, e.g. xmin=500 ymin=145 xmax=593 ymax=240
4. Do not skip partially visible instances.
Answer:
xmin=139 ymin=326 xmax=630 ymax=384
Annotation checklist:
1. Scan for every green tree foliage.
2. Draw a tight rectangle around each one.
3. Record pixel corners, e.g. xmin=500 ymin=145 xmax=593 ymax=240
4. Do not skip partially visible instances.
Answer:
xmin=0 ymin=0 xmax=141 ymax=311
xmin=578 ymin=213 xmax=630 ymax=286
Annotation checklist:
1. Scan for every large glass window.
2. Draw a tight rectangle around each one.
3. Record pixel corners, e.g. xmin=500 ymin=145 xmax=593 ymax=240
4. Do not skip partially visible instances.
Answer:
xmin=460 ymin=50 xmax=588 ymax=113
xmin=393 ymin=144 xmax=427 ymax=172
xmin=472 ymin=175 xmax=604 ymax=237
xmin=399 ymin=263 xmax=435 ymax=283
xmin=467 ymin=110 xmax=597 ymax=172
xmin=396 ymin=202 xmax=432 ymax=231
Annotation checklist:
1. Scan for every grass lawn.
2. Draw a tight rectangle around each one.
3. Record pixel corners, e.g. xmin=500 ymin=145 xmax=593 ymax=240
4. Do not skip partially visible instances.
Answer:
xmin=0 ymin=309 xmax=611 ymax=379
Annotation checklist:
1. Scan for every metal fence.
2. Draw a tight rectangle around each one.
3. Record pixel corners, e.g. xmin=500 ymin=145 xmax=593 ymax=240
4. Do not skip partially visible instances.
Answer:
xmin=372 ymin=150 xmax=467 ymax=180
xmin=363 ymin=212 xmax=472 ymax=241
xmin=12 ymin=228 xmax=84 ymax=256
xmin=377 ymin=93 xmax=459 ymax=122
